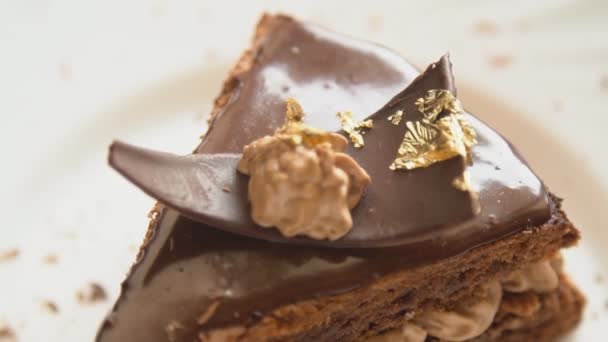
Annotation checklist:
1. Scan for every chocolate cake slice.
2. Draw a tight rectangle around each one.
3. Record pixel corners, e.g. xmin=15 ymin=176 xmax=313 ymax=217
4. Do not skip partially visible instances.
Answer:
xmin=97 ymin=14 xmax=584 ymax=342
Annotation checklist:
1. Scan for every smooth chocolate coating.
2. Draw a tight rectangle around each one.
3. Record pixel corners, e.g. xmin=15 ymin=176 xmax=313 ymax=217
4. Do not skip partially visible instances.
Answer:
xmin=97 ymin=17 xmax=549 ymax=342
xmin=107 ymin=56 xmax=477 ymax=248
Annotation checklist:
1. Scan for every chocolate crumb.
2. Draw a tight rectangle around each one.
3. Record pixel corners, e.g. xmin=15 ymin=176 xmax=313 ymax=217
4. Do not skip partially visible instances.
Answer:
xmin=41 ymin=299 xmax=59 ymax=313
xmin=595 ymin=273 xmax=604 ymax=284
xmin=43 ymin=254 xmax=58 ymax=265
xmin=251 ymin=310 xmax=263 ymax=320
xmin=165 ymin=320 xmax=185 ymax=342
xmin=474 ymin=20 xmax=498 ymax=35
xmin=76 ymin=282 xmax=107 ymax=304
xmin=552 ymin=100 xmax=563 ymax=113
xmin=488 ymin=55 xmax=513 ymax=68
xmin=0 ymin=321 xmax=16 ymax=342
xmin=601 ymin=75 xmax=608 ymax=91
xmin=367 ymin=14 xmax=383 ymax=32
xmin=58 ymin=61 xmax=72 ymax=81
xmin=197 ymin=301 xmax=221 ymax=325
xmin=0 ymin=248 xmax=19 ymax=263
xmin=57 ymin=230 xmax=78 ymax=239
xmin=222 ymin=186 xmax=232 ymax=193
xmin=105 ymin=313 xmax=117 ymax=327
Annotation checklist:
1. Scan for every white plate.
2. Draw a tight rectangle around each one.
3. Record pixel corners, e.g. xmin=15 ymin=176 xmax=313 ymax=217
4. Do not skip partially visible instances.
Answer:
xmin=1 ymin=1 xmax=606 ymax=340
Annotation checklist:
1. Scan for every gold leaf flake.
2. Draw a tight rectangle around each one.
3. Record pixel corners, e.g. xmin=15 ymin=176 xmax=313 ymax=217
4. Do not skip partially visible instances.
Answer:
xmin=285 ymin=97 xmax=305 ymax=123
xmin=337 ymin=111 xmax=373 ymax=148
xmin=277 ymin=98 xmax=338 ymax=148
xmin=452 ymin=171 xmax=480 ymax=211
xmin=391 ymin=89 xmax=477 ymax=171
xmin=452 ymin=171 xmax=471 ymax=192
xmin=414 ymin=89 xmax=463 ymax=122
xmin=387 ymin=110 xmax=403 ymax=125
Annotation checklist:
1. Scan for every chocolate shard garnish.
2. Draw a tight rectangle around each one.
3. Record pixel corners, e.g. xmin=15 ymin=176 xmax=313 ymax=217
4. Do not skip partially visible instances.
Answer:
xmin=108 ymin=55 xmax=478 ymax=248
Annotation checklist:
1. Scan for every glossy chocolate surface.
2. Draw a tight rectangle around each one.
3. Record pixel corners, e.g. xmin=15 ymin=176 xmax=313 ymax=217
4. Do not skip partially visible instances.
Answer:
xmin=107 ymin=56 xmax=477 ymax=248
xmin=97 ymin=17 xmax=549 ymax=341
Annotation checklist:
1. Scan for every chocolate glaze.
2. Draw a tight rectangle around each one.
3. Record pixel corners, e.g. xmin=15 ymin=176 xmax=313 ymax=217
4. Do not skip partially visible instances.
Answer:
xmin=97 ymin=17 xmax=549 ymax=342
xmin=107 ymin=56 xmax=477 ymax=248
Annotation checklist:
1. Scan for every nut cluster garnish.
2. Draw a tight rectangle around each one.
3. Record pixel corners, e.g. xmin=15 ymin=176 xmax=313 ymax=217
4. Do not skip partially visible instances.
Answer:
xmin=238 ymin=98 xmax=371 ymax=241
xmin=337 ymin=110 xmax=373 ymax=148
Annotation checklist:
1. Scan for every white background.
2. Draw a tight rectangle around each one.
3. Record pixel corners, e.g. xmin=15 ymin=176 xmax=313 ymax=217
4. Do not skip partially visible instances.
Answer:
xmin=1 ymin=0 xmax=607 ymax=340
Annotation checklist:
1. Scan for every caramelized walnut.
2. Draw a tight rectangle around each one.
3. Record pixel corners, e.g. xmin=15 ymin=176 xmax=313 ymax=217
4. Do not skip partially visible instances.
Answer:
xmin=238 ymin=131 xmax=370 ymax=241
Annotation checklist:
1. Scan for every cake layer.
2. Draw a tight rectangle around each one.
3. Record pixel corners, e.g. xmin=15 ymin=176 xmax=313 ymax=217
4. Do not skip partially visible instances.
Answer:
xmin=97 ymin=14 xmax=581 ymax=342
xmin=467 ymin=275 xmax=584 ymax=342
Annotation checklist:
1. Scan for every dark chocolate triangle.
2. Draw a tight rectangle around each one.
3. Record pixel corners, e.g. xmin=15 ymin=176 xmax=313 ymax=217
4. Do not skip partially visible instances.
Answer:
xmin=108 ymin=55 xmax=477 ymax=248
xmin=345 ymin=54 xmax=475 ymax=243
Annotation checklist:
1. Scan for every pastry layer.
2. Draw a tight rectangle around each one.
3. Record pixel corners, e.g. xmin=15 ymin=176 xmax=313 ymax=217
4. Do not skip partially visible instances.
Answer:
xmin=468 ymin=274 xmax=584 ymax=342
xmin=366 ymin=274 xmax=584 ymax=342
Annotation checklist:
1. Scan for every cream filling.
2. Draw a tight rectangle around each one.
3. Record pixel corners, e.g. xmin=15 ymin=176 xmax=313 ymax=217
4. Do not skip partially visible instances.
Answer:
xmin=365 ymin=324 xmax=427 ymax=342
xmin=414 ymin=280 xmax=502 ymax=341
xmin=365 ymin=256 xmax=561 ymax=342
xmin=502 ymin=259 xmax=560 ymax=294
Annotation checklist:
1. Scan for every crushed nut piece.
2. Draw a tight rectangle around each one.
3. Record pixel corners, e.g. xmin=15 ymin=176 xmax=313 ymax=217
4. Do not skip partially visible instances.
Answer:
xmin=76 ymin=282 xmax=107 ymax=304
xmin=41 ymin=300 xmax=59 ymax=313
xmin=238 ymin=99 xmax=371 ymax=240
xmin=391 ymin=89 xmax=477 ymax=172
xmin=337 ymin=111 xmax=373 ymax=148
xmin=387 ymin=110 xmax=403 ymax=125
xmin=0 ymin=248 xmax=19 ymax=263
